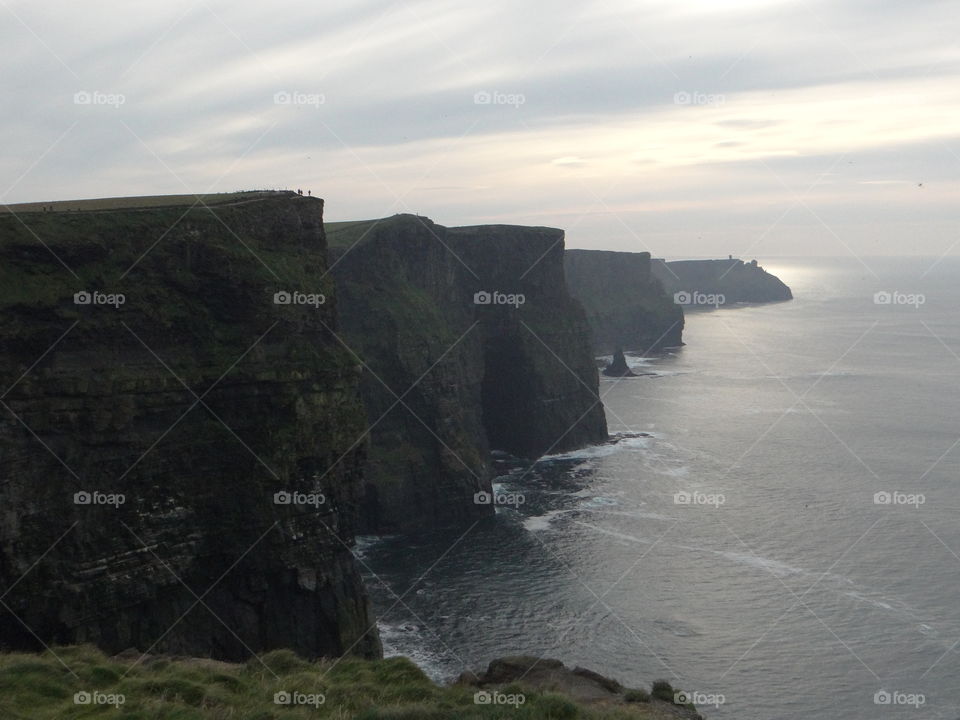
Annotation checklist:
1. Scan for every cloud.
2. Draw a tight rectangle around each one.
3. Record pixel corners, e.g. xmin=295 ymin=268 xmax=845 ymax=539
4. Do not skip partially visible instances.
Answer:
xmin=2 ymin=0 xmax=959 ymax=256
xmin=551 ymin=156 xmax=586 ymax=167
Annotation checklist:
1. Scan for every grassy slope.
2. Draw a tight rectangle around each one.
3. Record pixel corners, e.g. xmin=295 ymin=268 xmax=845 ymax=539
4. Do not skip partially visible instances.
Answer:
xmin=0 ymin=190 xmax=290 ymax=214
xmin=324 ymin=218 xmax=399 ymax=249
xmin=0 ymin=647 xmax=673 ymax=720
xmin=0 ymin=199 xmax=341 ymax=365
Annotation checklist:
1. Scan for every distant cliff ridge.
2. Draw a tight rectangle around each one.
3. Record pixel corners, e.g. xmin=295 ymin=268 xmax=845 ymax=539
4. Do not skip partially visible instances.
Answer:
xmin=0 ymin=192 xmax=381 ymax=661
xmin=564 ymin=249 xmax=684 ymax=354
xmin=329 ymin=215 xmax=609 ymax=534
xmin=652 ymin=257 xmax=792 ymax=305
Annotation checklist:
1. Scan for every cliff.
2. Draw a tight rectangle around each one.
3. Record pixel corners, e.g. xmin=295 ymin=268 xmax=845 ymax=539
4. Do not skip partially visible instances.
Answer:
xmin=0 ymin=192 xmax=381 ymax=661
xmin=328 ymin=215 xmax=608 ymax=534
xmin=652 ymin=257 xmax=792 ymax=305
xmin=564 ymin=249 xmax=684 ymax=354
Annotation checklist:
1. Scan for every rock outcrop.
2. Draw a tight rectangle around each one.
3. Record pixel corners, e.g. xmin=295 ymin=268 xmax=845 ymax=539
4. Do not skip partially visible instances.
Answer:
xmin=564 ymin=249 xmax=684 ymax=354
xmin=603 ymin=347 xmax=636 ymax=377
xmin=652 ymin=257 xmax=792 ymax=305
xmin=328 ymin=215 xmax=609 ymax=534
xmin=457 ymin=655 xmax=704 ymax=718
xmin=0 ymin=192 xmax=381 ymax=661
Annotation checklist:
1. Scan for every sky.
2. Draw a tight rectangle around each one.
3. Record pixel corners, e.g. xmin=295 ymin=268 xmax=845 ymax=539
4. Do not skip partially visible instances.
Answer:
xmin=1 ymin=0 xmax=958 ymax=258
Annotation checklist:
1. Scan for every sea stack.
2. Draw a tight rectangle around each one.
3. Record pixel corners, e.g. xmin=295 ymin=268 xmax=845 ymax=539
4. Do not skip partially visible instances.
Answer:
xmin=603 ymin=347 xmax=636 ymax=377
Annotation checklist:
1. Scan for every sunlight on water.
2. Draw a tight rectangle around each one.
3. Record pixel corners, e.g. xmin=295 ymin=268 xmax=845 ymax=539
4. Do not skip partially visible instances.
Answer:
xmin=362 ymin=258 xmax=960 ymax=719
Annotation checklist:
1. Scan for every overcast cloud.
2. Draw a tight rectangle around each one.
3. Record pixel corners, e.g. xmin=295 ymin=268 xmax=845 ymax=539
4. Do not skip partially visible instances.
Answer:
xmin=2 ymin=0 xmax=958 ymax=257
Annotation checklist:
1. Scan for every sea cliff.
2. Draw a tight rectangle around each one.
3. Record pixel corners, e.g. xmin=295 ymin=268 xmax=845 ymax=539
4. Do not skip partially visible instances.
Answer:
xmin=0 ymin=196 xmax=611 ymax=658
xmin=0 ymin=192 xmax=380 ymax=660
xmin=564 ymin=249 xmax=684 ymax=354
xmin=651 ymin=257 xmax=792 ymax=304
xmin=328 ymin=215 xmax=609 ymax=534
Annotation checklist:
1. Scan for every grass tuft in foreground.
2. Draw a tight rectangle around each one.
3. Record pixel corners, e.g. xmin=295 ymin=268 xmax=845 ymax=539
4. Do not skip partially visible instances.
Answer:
xmin=0 ymin=646 xmax=681 ymax=719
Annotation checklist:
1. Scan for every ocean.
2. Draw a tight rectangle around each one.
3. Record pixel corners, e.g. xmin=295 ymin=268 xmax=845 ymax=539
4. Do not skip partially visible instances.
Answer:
xmin=357 ymin=256 xmax=960 ymax=719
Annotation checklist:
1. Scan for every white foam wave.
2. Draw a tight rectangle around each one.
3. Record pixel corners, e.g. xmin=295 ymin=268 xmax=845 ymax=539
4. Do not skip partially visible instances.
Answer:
xmin=571 ymin=520 xmax=806 ymax=578
xmin=597 ymin=354 xmax=656 ymax=367
xmin=767 ymin=370 xmax=855 ymax=380
xmin=353 ymin=534 xmax=393 ymax=560
xmin=654 ymin=464 xmax=690 ymax=478
xmin=559 ymin=517 xmax=933 ymax=645
xmin=717 ymin=550 xmax=804 ymax=578
xmin=377 ymin=621 xmax=449 ymax=682
xmin=540 ymin=434 xmax=653 ymax=462
xmin=579 ymin=508 xmax=675 ymax=522
xmin=570 ymin=520 xmax=654 ymax=545
xmin=842 ymin=590 xmax=892 ymax=610
xmin=523 ymin=509 xmax=569 ymax=531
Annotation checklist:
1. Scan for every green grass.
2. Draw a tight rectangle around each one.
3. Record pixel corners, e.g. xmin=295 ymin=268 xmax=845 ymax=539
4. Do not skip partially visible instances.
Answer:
xmin=650 ymin=680 xmax=674 ymax=703
xmin=324 ymin=218 xmax=389 ymax=250
xmin=623 ymin=689 xmax=650 ymax=704
xmin=1 ymin=190 xmax=292 ymax=214
xmin=324 ymin=215 xmax=431 ymax=249
xmin=0 ymin=647 xmax=669 ymax=720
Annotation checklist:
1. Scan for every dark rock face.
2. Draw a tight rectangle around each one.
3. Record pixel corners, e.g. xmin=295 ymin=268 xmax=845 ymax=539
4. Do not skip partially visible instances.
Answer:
xmin=652 ymin=257 xmax=792 ymax=304
xmin=564 ymin=249 xmax=684 ymax=354
xmin=603 ymin=348 xmax=636 ymax=377
xmin=329 ymin=215 xmax=608 ymax=534
xmin=0 ymin=193 xmax=381 ymax=661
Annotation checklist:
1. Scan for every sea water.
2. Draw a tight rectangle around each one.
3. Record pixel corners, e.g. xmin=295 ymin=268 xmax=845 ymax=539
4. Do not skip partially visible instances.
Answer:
xmin=359 ymin=256 xmax=960 ymax=719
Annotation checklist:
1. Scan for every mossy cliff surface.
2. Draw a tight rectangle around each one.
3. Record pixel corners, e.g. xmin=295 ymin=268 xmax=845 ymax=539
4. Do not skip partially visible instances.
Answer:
xmin=652 ymin=258 xmax=792 ymax=304
xmin=564 ymin=249 xmax=684 ymax=354
xmin=328 ymin=215 xmax=608 ymax=534
xmin=0 ymin=192 xmax=380 ymax=661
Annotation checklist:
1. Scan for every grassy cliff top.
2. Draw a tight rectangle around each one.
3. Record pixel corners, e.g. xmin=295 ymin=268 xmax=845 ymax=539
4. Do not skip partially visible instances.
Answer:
xmin=1 ymin=190 xmax=297 ymax=214
xmin=325 ymin=215 xmax=432 ymax=249
xmin=325 ymin=214 xmax=564 ymax=252
xmin=0 ymin=646 xmax=687 ymax=719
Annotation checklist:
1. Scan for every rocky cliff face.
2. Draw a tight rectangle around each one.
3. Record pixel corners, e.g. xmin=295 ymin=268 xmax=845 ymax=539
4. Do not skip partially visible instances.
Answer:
xmin=328 ymin=215 xmax=608 ymax=534
xmin=0 ymin=192 xmax=381 ymax=661
xmin=652 ymin=258 xmax=792 ymax=304
xmin=564 ymin=249 xmax=684 ymax=354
